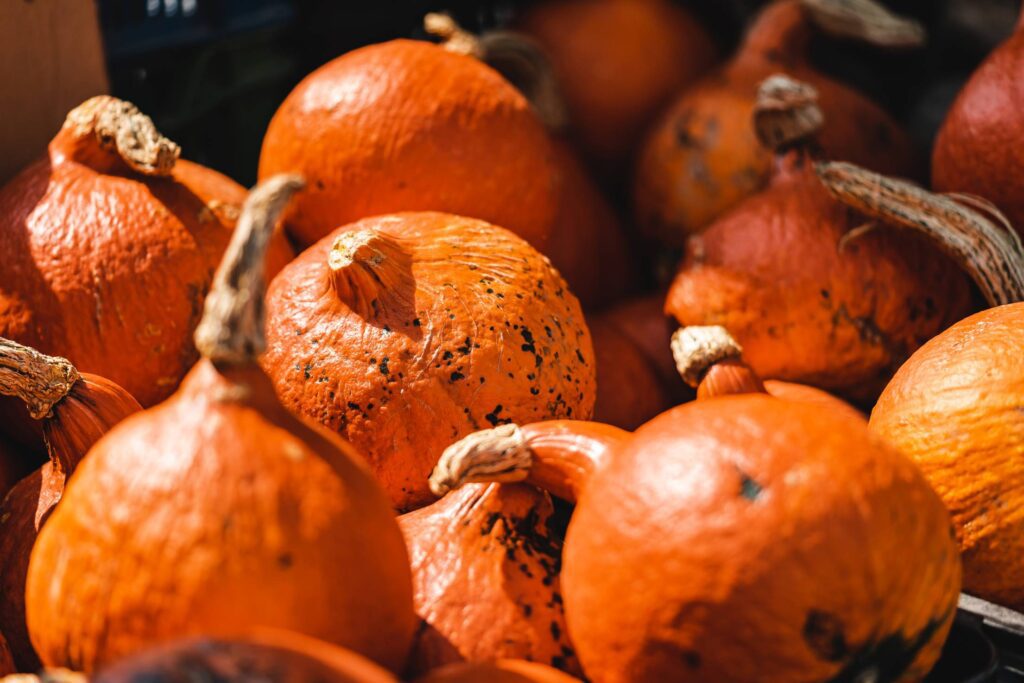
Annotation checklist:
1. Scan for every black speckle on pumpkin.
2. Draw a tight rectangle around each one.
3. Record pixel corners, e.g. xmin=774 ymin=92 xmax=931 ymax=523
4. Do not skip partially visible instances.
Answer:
xmin=450 ymin=371 xmax=465 ymax=382
xmin=378 ymin=357 xmax=390 ymax=376
xmin=738 ymin=471 xmax=763 ymax=501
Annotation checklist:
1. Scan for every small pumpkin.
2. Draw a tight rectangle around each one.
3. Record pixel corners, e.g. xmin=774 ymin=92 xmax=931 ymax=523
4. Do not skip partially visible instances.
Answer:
xmin=517 ymin=0 xmax=717 ymax=173
xmin=262 ymin=212 xmax=595 ymax=511
xmin=24 ymin=177 xmax=415 ymax=673
xmin=634 ymin=0 xmax=922 ymax=244
xmin=258 ymin=38 xmax=559 ymax=251
xmin=0 ymin=339 xmax=141 ymax=671
xmin=0 ymin=96 xmax=293 ymax=412
xmin=415 ymin=660 xmax=581 ymax=683
xmin=400 ymin=482 xmax=579 ymax=677
xmin=430 ymin=390 xmax=960 ymax=681
xmin=92 ymin=630 xmax=398 ymax=683
xmin=665 ymin=75 xmax=971 ymax=403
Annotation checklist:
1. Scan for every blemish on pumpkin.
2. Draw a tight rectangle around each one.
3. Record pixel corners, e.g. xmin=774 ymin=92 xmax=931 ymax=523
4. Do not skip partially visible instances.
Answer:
xmin=804 ymin=610 xmax=848 ymax=662
xmin=682 ymin=650 xmax=702 ymax=669
xmin=277 ymin=553 xmax=294 ymax=568
xmin=378 ymin=357 xmax=390 ymax=376
xmin=450 ymin=371 xmax=465 ymax=382
xmin=303 ymin=363 xmax=312 ymax=380
xmin=550 ymin=621 xmax=561 ymax=641
xmin=738 ymin=471 xmax=763 ymax=501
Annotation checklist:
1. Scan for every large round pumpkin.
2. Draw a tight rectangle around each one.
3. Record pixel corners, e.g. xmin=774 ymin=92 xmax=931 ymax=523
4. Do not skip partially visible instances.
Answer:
xmin=258 ymin=39 xmax=559 ymax=251
xmin=262 ymin=211 xmax=595 ymax=511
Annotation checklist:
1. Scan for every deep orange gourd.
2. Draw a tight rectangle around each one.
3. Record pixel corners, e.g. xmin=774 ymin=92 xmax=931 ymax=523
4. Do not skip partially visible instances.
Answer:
xmin=665 ymin=76 xmax=971 ymax=403
xmin=430 ymin=398 xmax=960 ymax=681
xmin=415 ymin=660 xmax=581 ymax=683
xmin=92 ymin=630 xmax=399 ymax=683
xmin=933 ymin=10 xmax=1024 ymax=237
xmin=23 ymin=177 xmax=415 ymax=673
xmin=517 ymin=0 xmax=717 ymax=172
xmin=262 ymin=212 xmax=595 ymax=511
xmin=0 ymin=96 xmax=293 ymax=411
xmin=399 ymin=483 xmax=580 ymax=676
xmin=258 ymin=39 xmax=559 ymax=251
xmin=0 ymin=339 xmax=141 ymax=671
xmin=634 ymin=0 xmax=922 ymax=244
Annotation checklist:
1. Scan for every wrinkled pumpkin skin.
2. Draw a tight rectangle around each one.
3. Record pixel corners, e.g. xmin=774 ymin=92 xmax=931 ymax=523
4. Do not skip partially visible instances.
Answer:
xmin=25 ymin=362 xmax=415 ymax=673
xmin=665 ymin=152 xmax=971 ymax=403
xmin=634 ymin=0 xmax=917 ymax=244
xmin=400 ymin=483 xmax=580 ymax=677
xmin=564 ymin=397 xmax=960 ymax=682
xmin=262 ymin=212 xmax=595 ymax=511
xmin=871 ymin=303 xmax=1024 ymax=610
xmin=518 ymin=0 xmax=717 ymax=172
xmin=259 ymin=39 xmax=559 ymax=251
xmin=415 ymin=660 xmax=581 ymax=683
xmin=0 ymin=146 xmax=293 ymax=412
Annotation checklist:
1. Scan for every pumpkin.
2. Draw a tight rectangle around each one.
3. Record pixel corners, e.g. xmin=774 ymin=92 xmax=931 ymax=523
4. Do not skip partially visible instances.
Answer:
xmin=0 ymin=96 xmax=293 ymax=412
xmin=0 ymin=339 xmax=141 ymax=671
xmin=0 ymin=672 xmax=82 ymax=683
xmin=23 ymin=177 xmax=415 ymax=673
xmin=665 ymin=75 xmax=971 ymax=403
xmin=517 ymin=0 xmax=717 ymax=173
xmin=415 ymin=660 xmax=581 ymax=683
xmin=92 ymin=630 xmax=398 ymax=683
xmin=932 ymin=8 xmax=1024 ymax=237
xmin=261 ymin=212 xmax=596 ymax=511
xmin=634 ymin=0 xmax=922 ymax=244
xmin=429 ymin=401 xmax=961 ymax=682
xmin=258 ymin=38 xmax=559 ymax=251
xmin=0 ymin=634 xmax=12 ymax=677
xmin=400 ymin=482 xmax=579 ymax=677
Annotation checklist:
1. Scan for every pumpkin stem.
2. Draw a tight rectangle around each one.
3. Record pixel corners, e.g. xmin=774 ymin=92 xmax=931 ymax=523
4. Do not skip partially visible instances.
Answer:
xmin=425 ymin=13 xmax=568 ymax=130
xmin=194 ymin=175 xmax=305 ymax=365
xmin=742 ymin=0 xmax=815 ymax=64
xmin=753 ymin=74 xmax=824 ymax=151
xmin=671 ymin=326 xmax=767 ymax=399
xmin=815 ymin=161 xmax=1024 ymax=306
xmin=801 ymin=0 xmax=925 ymax=48
xmin=328 ymin=229 xmax=415 ymax=320
xmin=430 ymin=421 xmax=629 ymax=503
xmin=0 ymin=338 xmax=81 ymax=420
xmin=54 ymin=96 xmax=180 ymax=176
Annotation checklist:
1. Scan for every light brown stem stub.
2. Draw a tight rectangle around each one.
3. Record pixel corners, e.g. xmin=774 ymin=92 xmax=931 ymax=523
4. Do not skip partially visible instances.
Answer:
xmin=194 ymin=175 xmax=304 ymax=366
xmin=801 ymin=0 xmax=926 ymax=49
xmin=62 ymin=96 xmax=180 ymax=176
xmin=424 ymin=13 xmax=483 ymax=58
xmin=0 ymin=338 xmax=81 ymax=420
xmin=671 ymin=326 xmax=743 ymax=388
xmin=753 ymin=74 xmax=824 ymax=150
xmin=429 ymin=424 xmax=532 ymax=497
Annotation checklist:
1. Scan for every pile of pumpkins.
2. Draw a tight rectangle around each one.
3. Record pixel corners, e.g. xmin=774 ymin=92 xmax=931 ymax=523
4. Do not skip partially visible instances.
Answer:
xmin=2 ymin=0 xmax=1024 ymax=681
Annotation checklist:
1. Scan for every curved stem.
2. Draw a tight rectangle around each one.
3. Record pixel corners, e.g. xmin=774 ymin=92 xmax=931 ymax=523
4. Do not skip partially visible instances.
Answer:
xmin=429 ymin=421 xmax=629 ymax=503
xmin=0 ymin=338 xmax=80 ymax=420
xmin=815 ymin=161 xmax=1024 ymax=306
xmin=424 ymin=12 xmax=483 ymax=58
xmin=671 ymin=326 xmax=766 ymax=399
xmin=753 ymin=74 xmax=823 ymax=151
xmin=194 ymin=175 xmax=304 ymax=365
xmin=742 ymin=0 xmax=814 ymax=65
xmin=801 ymin=0 xmax=925 ymax=49
xmin=328 ymin=229 xmax=415 ymax=320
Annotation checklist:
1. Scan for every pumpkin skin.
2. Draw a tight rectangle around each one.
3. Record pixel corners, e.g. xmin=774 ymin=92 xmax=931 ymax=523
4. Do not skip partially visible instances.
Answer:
xmin=0 ymin=96 xmax=293 ymax=411
xmin=932 ymin=11 xmax=1024 ymax=237
xmin=518 ymin=0 xmax=717 ymax=172
xmin=258 ymin=39 xmax=559 ymax=251
xmin=262 ymin=212 xmax=595 ymax=511
xmin=634 ymin=0 xmax=919 ymax=244
xmin=415 ymin=660 xmax=581 ymax=683
xmin=871 ymin=303 xmax=1024 ymax=610
xmin=400 ymin=483 xmax=580 ymax=677
xmin=24 ymin=178 xmax=416 ymax=674
xmin=665 ymin=151 xmax=971 ymax=403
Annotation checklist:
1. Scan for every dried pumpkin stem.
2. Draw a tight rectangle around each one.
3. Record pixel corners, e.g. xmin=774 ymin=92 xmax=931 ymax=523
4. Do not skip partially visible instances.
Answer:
xmin=194 ymin=175 xmax=304 ymax=365
xmin=62 ymin=96 xmax=180 ymax=176
xmin=815 ymin=161 xmax=1024 ymax=307
xmin=0 ymin=338 xmax=81 ymax=420
xmin=801 ymin=0 xmax=925 ymax=49
xmin=753 ymin=74 xmax=824 ymax=151
xmin=671 ymin=327 xmax=767 ymax=399
xmin=430 ymin=424 xmax=532 ymax=497
xmin=424 ymin=12 xmax=483 ymax=58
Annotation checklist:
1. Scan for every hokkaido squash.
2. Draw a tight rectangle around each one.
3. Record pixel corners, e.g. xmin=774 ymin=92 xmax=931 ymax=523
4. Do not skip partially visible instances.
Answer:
xmin=634 ymin=0 xmax=922 ymax=244
xmin=23 ymin=177 xmax=415 ymax=673
xmin=400 ymin=482 xmax=579 ymax=677
xmin=261 ymin=212 xmax=595 ymax=511
xmin=0 ymin=339 xmax=141 ymax=671
xmin=429 ymin=403 xmax=961 ymax=682
xmin=933 ymin=8 xmax=1024 ymax=237
xmin=92 ymin=630 xmax=398 ymax=683
xmin=665 ymin=75 xmax=971 ymax=403
xmin=415 ymin=660 xmax=581 ymax=683
xmin=258 ymin=39 xmax=559 ymax=251
xmin=517 ymin=0 xmax=717 ymax=172
xmin=0 ymin=96 xmax=293 ymax=412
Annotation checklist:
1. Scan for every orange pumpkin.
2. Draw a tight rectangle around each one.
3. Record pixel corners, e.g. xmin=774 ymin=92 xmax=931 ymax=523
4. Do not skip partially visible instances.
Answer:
xmin=634 ymin=0 xmax=922 ymax=244
xmin=24 ymin=177 xmax=415 ymax=673
xmin=0 ymin=96 xmax=293 ymax=411
xmin=430 ymin=400 xmax=960 ymax=681
xmin=258 ymin=39 xmax=559 ymax=251
xmin=92 ymin=630 xmax=398 ymax=683
xmin=262 ymin=212 xmax=595 ymax=511
xmin=665 ymin=76 xmax=971 ymax=403
xmin=400 ymin=483 xmax=580 ymax=676
xmin=517 ymin=0 xmax=717 ymax=172
xmin=415 ymin=660 xmax=581 ymax=683
xmin=0 ymin=339 xmax=141 ymax=671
